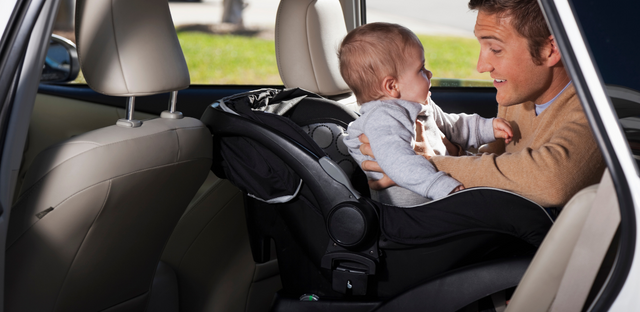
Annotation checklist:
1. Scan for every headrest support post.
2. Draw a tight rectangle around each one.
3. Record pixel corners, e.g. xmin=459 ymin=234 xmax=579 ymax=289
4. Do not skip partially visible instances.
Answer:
xmin=161 ymin=91 xmax=184 ymax=119
xmin=168 ymin=91 xmax=178 ymax=113
xmin=116 ymin=96 xmax=143 ymax=128
xmin=126 ymin=96 xmax=136 ymax=120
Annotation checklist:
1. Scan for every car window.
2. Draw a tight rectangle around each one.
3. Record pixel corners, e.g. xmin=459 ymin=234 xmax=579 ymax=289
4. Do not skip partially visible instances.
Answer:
xmin=570 ymin=1 xmax=640 ymax=172
xmin=52 ymin=0 xmax=281 ymax=85
xmin=366 ymin=0 xmax=492 ymax=87
xmin=53 ymin=0 xmax=492 ymax=87
xmin=0 ymin=0 xmax=19 ymax=40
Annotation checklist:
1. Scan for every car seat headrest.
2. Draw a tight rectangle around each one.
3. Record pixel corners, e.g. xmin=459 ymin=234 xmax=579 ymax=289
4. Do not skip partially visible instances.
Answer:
xmin=75 ymin=0 xmax=190 ymax=97
xmin=275 ymin=0 xmax=351 ymax=97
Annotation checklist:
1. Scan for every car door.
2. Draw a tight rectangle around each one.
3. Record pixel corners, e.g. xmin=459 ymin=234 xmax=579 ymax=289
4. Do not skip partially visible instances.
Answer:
xmin=537 ymin=0 xmax=640 ymax=310
xmin=0 ymin=0 xmax=64 ymax=310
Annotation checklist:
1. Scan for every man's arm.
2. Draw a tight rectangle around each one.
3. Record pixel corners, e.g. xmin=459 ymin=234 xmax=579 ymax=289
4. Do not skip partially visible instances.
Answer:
xmin=430 ymin=109 xmax=605 ymax=207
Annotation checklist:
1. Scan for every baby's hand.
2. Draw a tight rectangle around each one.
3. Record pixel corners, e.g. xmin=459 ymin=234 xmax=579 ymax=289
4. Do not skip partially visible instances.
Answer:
xmin=449 ymin=184 xmax=465 ymax=194
xmin=493 ymin=117 xmax=513 ymax=144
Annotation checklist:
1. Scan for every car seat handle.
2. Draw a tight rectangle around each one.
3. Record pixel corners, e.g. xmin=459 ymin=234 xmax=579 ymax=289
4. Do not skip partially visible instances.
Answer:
xmin=319 ymin=157 xmax=360 ymax=199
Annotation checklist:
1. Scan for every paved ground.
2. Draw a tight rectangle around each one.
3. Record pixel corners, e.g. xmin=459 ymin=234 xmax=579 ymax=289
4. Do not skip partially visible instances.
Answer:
xmin=168 ymin=0 xmax=478 ymax=38
xmin=169 ymin=0 xmax=279 ymax=30
xmin=367 ymin=0 xmax=477 ymax=36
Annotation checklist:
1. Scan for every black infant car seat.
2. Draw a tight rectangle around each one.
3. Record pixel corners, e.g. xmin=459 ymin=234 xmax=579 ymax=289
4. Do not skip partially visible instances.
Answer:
xmin=200 ymin=88 xmax=554 ymax=311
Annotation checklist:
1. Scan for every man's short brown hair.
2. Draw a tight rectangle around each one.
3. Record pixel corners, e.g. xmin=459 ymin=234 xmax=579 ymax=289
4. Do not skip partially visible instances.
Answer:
xmin=469 ymin=0 xmax=551 ymax=65
xmin=338 ymin=22 xmax=423 ymax=104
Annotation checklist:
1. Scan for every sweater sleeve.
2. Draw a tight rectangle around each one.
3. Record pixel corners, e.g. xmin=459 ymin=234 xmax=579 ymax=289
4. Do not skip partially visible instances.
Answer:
xmin=365 ymin=105 xmax=461 ymax=200
xmin=429 ymin=99 xmax=496 ymax=149
xmin=430 ymin=102 xmax=605 ymax=207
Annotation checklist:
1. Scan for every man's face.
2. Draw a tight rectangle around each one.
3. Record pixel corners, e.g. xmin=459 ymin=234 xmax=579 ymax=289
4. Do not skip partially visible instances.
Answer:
xmin=397 ymin=46 xmax=433 ymax=105
xmin=474 ymin=11 xmax=552 ymax=106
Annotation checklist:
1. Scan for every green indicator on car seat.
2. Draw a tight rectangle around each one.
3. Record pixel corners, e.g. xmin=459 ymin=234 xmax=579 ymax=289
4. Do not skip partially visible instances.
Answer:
xmin=299 ymin=294 xmax=319 ymax=302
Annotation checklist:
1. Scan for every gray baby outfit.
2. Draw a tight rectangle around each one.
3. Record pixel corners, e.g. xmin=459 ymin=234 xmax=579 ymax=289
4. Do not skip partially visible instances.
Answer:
xmin=344 ymin=98 xmax=496 ymax=207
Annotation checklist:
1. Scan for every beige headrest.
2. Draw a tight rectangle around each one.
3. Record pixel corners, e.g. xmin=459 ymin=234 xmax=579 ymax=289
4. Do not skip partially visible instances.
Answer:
xmin=75 ymin=0 xmax=190 ymax=96
xmin=276 ymin=0 xmax=351 ymax=96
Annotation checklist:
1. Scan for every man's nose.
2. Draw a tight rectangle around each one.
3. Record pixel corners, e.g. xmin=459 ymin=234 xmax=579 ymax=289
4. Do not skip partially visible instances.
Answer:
xmin=476 ymin=52 xmax=493 ymax=73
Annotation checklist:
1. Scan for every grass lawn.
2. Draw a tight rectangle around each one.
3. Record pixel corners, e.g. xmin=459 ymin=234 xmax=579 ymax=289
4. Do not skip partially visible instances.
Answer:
xmin=418 ymin=34 xmax=490 ymax=81
xmin=177 ymin=31 xmax=282 ymax=85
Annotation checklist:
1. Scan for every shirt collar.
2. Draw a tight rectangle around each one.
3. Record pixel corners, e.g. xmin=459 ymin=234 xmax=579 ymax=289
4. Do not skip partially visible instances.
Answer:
xmin=535 ymin=81 xmax=573 ymax=116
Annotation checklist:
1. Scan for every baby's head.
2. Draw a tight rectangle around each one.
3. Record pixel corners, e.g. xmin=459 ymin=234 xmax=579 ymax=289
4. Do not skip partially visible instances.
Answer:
xmin=339 ymin=22 xmax=430 ymax=104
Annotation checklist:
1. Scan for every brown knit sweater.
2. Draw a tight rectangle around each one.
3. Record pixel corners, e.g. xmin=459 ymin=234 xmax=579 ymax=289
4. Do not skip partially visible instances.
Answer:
xmin=430 ymin=85 xmax=606 ymax=207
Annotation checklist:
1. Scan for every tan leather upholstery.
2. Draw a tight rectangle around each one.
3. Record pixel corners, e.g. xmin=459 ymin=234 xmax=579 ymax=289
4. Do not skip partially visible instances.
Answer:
xmin=504 ymin=184 xmax=599 ymax=312
xmin=275 ymin=0 xmax=350 ymax=97
xmin=161 ymin=173 xmax=281 ymax=312
xmin=6 ymin=118 xmax=212 ymax=311
xmin=6 ymin=0 xmax=211 ymax=310
xmin=75 ymin=0 xmax=189 ymax=96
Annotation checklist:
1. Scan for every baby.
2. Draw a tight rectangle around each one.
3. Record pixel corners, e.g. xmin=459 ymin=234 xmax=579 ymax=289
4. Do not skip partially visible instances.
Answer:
xmin=339 ymin=22 xmax=513 ymax=207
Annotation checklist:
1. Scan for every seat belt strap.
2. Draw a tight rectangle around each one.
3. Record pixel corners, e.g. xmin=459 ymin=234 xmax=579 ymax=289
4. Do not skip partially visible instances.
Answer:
xmin=550 ymin=169 xmax=620 ymax=311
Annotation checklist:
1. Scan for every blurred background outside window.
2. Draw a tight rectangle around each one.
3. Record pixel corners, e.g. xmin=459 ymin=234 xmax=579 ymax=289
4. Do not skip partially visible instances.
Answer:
xmin=53 ymin=0 xmax=491 ymax=86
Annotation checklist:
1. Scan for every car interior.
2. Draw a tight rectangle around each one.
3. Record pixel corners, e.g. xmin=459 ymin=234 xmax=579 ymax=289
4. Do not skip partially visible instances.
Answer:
xmin=6 ymin=0 xmax=213 ymax=310
xmin=3 ymin=0 xmax=625 ymax=311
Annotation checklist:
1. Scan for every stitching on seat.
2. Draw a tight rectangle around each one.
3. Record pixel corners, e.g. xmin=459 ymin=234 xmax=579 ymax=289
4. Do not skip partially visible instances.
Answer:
xmin=305 ymin=1 xmax=321 ymax=92
xmin=17 ymin=152 xmax=211 ymax=211
xmin=34 ymin=125 xmax=203 ymax=158
xmin=110 ymin=0 xmax=130 ymax=94
xmin=19 ymin=126 xmax=205 ymax=196
xmin=50 ymin=179 xmax=112 ymax=310
xmin=9 ymin=158 xmax=211 ymax=251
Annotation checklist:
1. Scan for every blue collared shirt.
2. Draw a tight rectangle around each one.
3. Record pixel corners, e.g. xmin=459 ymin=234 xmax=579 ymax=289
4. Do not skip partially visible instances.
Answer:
xmin=535 ymin=81 xmax=572 ymax=116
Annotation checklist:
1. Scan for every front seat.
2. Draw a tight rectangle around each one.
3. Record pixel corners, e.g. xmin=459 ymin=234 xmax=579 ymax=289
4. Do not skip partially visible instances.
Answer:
xmin=275 ymin=0 xmax=357 ymax=111
xmin=5 ymin=0 xmax=212 ymax=311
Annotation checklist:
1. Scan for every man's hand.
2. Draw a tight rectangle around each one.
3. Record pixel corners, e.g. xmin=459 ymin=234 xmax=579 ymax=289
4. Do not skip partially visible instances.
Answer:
xmin=358 ymin=134 xmax=397 ymax=190
xmin=493 ymin=117 xmax=514 ymax=144
xmin=442 ymin=135 xmax=461 ymax=156
xmin=414 ymin=120 xmax=436 ymax=159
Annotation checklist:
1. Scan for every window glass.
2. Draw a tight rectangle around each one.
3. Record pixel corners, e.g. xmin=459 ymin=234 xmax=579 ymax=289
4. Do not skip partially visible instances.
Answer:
xmin=570 ymin=1 xmax=640 ymax=170
xmin=170 ymin=0 xmax=280 ymax=85
xmin=52 ymin=0 xmax=281 ymax=85
xmin=52 ymin=0 xmax=493 ymax=87
xmin=366 ymin=0 xmax=492 ymax=87
xmin=0 ymin=0 xmax=18 ymax=41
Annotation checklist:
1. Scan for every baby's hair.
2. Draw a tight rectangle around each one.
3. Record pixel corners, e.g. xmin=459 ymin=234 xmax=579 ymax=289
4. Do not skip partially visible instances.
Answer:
xmin=338 ymin=22 xmax=423 ymax=104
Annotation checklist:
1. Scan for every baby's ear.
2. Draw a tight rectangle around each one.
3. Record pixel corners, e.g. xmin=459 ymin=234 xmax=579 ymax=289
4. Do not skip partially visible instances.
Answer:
xmin=381 ymin=76 xmax=400 ymax=98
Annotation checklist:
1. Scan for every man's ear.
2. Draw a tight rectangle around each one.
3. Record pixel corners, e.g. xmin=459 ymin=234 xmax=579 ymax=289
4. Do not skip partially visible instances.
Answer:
xmin=545 ymin=35 xmax=562 ymax=67
xmin=381 ymin=76 xmax=400 ymax=98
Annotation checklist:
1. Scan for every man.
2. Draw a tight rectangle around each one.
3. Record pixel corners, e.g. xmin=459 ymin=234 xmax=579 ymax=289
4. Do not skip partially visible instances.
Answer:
xmin=360 ymin=0 xmax=605 ymax=207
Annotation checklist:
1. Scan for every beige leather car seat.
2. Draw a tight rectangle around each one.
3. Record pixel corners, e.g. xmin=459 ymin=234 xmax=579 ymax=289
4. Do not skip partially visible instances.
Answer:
xmin=504 ymin=170 xmax=619 ymax=311
xmin=5 ymin=0 xmax=212 ymax=311
xmin=275 ymin=0 xmax=358 ymax=111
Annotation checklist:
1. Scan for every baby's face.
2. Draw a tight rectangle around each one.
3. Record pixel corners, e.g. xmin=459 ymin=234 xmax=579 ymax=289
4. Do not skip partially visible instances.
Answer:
xmin=396 ymin=46 xmax=432 ymax=104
